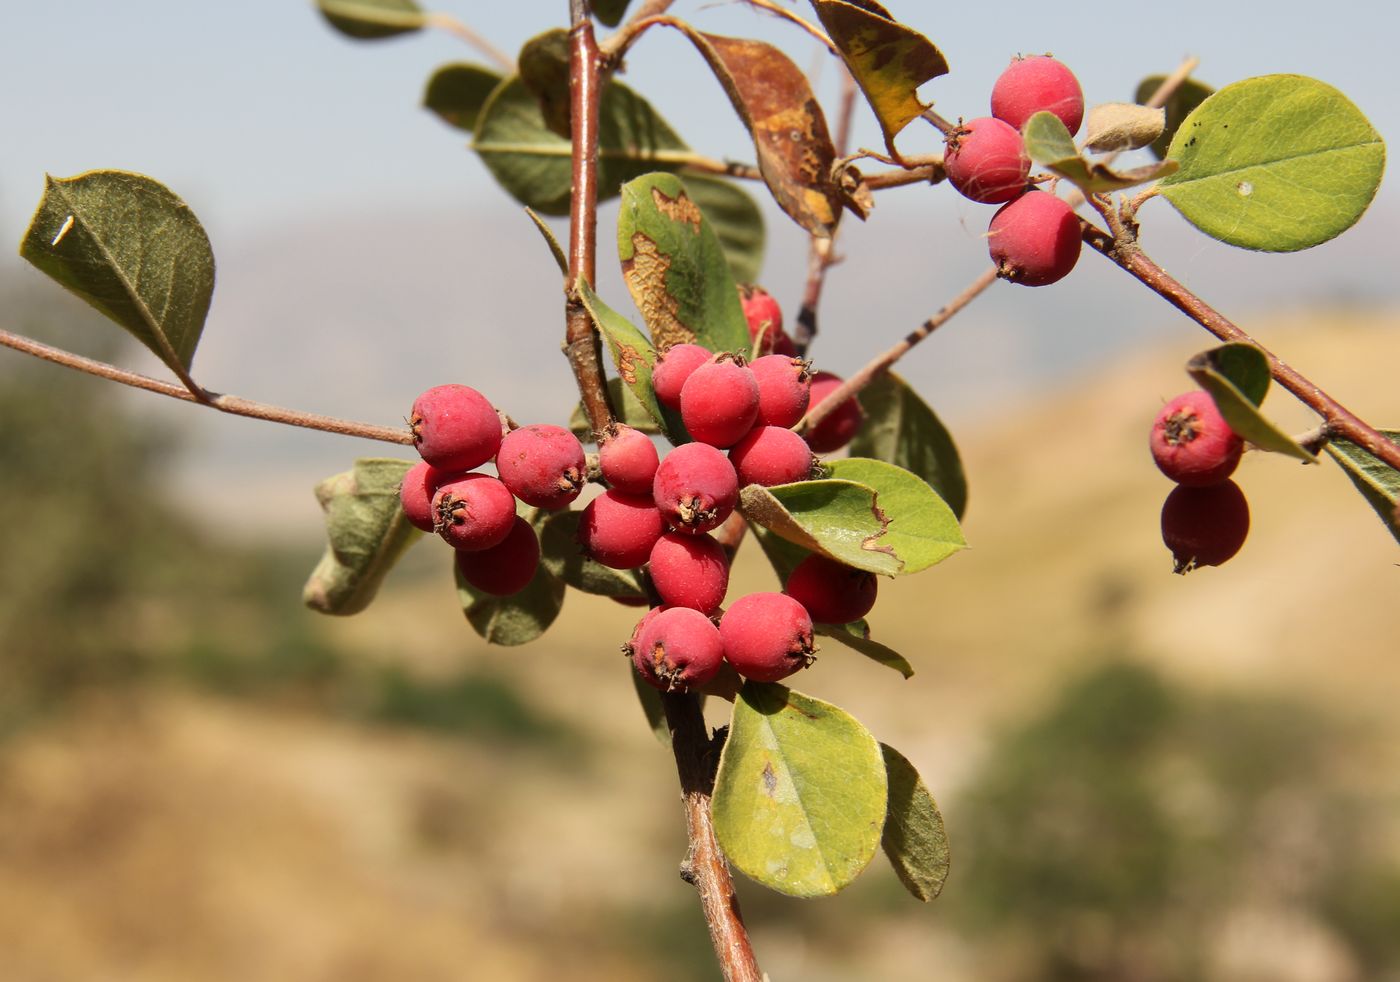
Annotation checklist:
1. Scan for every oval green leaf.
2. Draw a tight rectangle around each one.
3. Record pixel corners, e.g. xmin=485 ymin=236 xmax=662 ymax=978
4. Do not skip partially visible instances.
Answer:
xmin=303 ymin=458 xmax=423 ymax=616
xmin=1324 ymin=431 xmax=1400 ymax=546
xmin=1135 ymin=73 xmax=1213 ymax=160
xmin=316 ymin=0 xmax=425 ymax=39
xmin=20 ymin=170 xmax=216 ymax=379
xmin=1185 ymin=343 xmax=1316 ymax=462
xmin=712 ymin=682 xmax=887 ymax=897
xmin=848 ymin=371 xmax=967 ymax=520
xmin=684 ymin=175 xmax=766 ymax=285
xmin=423 ymin=63 xmax=503 ymax=132
xmin=456 ymin=549 xmax=566 ymax=646
xmin=1159 ymin=75 xmax=1385 ymax=252
xmin=815 ymin=623 xmax=913 ymax=679
xmin=539 ymin=510 xmax=648 ymax=599
xmin=825 ymin=457 xmax=966 ymax=572
xmin=880 ymin=743 xmax=950 ymax=902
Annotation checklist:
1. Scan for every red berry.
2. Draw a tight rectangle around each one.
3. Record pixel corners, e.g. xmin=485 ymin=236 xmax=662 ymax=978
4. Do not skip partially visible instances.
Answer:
xmin=410 ymin=384 xmax=502 ymax=471
xmin=988 ymin=190 xmax=1081 ymax=287
xmin=622 ymin=606 xmax=665 ymax=660
xmin=784 ymin=554 xmax=878 ymax=624
xmin=1160 ymin=479 xmax=1250 ymax=574
xmin=804 ymin=372 xmax=865 ymax=453
xmin=495 ymin=424 xmax=586 ymax=510
xmin=400 ymin=459 xmax=450 ymax=532
xmin=649 ymin=532 xmax=729 ymax=614
xmin=633 ymin=607 xmax=725 ymax=692
xmin=652 ymin=343 xmax=712 ymax=410
xmin=432 ymin=473 xmax=517 ymax=552
xmin=739 ymin=284 xmax=789 ymax=356
xmin=455 ymin=516 xmax=540 ymax=596
xmin=944 ymin=117 xmax=1030 ymax=204
xmin=991 ymin=54 xmax=1084 ymax=136
xmin=652 ymin=442 xmax=739 ymax=535
xmin=720 ymin=592 xmax=816 ymax=683
xmin=599 ymin=424 xmax=660 ymax=495
xmin=680 ymin=355 xmax=761 ymax=449
xmin=749 ymin=354 xmax=811 ymax=428
xmin=1150 ymin=391 xmax=1244 ymax=487
xmin=729 ymin=426 xmax=816 ymax=487
xmin=578 ymin=489 xmax=665 ymax=569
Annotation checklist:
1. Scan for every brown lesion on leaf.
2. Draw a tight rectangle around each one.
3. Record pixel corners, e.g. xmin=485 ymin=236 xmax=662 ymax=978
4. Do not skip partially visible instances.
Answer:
xmin=615 ymin=343 xmax=644 ymax=385
xmin=761 ymin=761 xmax=777 ymax=797
xmin=650 ymin=186 xmax=703 ymax=232
xmin=861 ymin=493 xmax=901 ymax=566
xmin=621 ymin=233 xmax=695 ymax=349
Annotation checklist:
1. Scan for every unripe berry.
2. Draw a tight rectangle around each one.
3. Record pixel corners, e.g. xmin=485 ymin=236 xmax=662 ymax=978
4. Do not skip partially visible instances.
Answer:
xmin=455 ymin=516 xmax=540 ymax=596
xmin=652 ymin=442 xmax=739 ymax=535
xmin=633 ymin=607 xmax=725 ymax=692
xmin=680 ymin=355 xmax=761 ymax=449
xmin=409 ymin=384 xmax=502 ymax=471
xmin=991 ymin=54 xmax=1085 ymax=136
xmin=578 ymin=489 xmax=665 ymax=569
xmin=729 ymin=426 xmax=817 ymax=487
xmin=649 ymin=532 xmax=730 ymax=614
xmin=720 ymin=592 xmax=816 ymax=683
xmin=784 ymin=554 xmax=878 ymax=624
xmin=1160 ymin=479 xmax=1250 ymax=574
xmin=1150 ymin=391 xmax=1244 ymax=487
xmin=495 ymin=424 xmax=586 ymax=510
xmin=988 ymin=190 xmax=1081 ymax=287
xmin=400 ymin=459 xmax=450 ymax=532
xmin=749 ymin=354 xmax=811 ymax=428
xmin=944 ymin=117 xmax=1030 ymax=204
xmin=432 ymin=473 xmax=517 ymax=552
xmin=804 ymin=372 xmax=865 ymax=453
xmin=739 ymin=284 xmax=790 ymax=356
xmin=652 ymin=343 xmax=712 ymax=410
xmin=599 ymin=424 xmax=660 ymax=495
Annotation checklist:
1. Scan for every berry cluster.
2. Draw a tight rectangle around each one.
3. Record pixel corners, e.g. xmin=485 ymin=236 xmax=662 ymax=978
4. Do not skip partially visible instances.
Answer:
xmin=945 ymin=55 xmax=1084 ymax=287
xmin=1150 ymin=390 xmax=1250 ymax=573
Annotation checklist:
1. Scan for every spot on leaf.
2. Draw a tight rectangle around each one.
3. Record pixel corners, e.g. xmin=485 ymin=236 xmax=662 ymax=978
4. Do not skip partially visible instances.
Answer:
xmin=621 ymin=233 xmax=695 ymax=349
xmin=650 ymin=186 xmax=702 ymax=231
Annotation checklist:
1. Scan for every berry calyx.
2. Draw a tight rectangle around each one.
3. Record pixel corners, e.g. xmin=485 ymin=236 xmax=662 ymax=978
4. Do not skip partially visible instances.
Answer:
xmin=495 ymin=424 xmax=586 ymax=510
xmin=729 ymin=425 xmax=817 ymax=487
xmin=432 ymin=473 xmax=517 ymax=552
xmin=719 ymin=592 xmax=816 ymax=683
xmin=652 ymin=442 xmax=739 ymax=535
xmin=400 ymin=459 xmax=449 ymax=533
xmin=680 ymin=354 xmax=761 ymax=449
xmin=991 ymin=54 xmax=1085 ymax=135
xmin=578 ymin=489 xmax=665 ymax=569
xmin=944 ymin=117 xmax=1031 ymax=204
xmin=1150 ymin=391 xmax=1244 ymax=487
xmin=632 ymin=607 xmax=725 ymax=693
xmin=409 ymin=384 xmax=502 ymax=472
xmin=784 ymin=554 xmax=878 ymax=624
xmin=987 ymin=190 xmax=1081 ymax=287
xmin=649 ymin=531 xmax=730 ymax=614
xmin=652 ymin=343 xmax=713 ymax=410
xmin=1160 ymin=479 xmax=1250 ymax=574
xmin=749 ymin=354 xmax=811 ymax=429
xmin=455 ymin=516 xmax=540 ymax=596
xmin=804 ymin=372 xmax=865 ymax=453
xmin=599 ymin=423 xmax=660 ymax=495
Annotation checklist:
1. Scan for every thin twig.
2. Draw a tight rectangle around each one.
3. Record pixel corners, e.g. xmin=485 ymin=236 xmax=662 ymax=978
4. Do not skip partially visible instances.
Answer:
xmin=862 ymin=160 xmax=944 ymax=190
xmin=740 ymin=0 xmax=835 ymax=52
xmin=424 ymin=13 xmax=516 ymax=73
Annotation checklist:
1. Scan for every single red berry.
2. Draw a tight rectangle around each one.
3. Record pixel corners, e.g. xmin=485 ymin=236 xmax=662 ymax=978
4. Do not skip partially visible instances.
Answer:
xmin=804 ymin=372 xmax=865 ymax=453
xmin=400 ymin=459 xmax=451 ymax=533
xmin=1160 ymin=479 xmax=1250 ymax=574
xmin=652 ymin=442 xmax=739 ymax=535
xmin=680 ymin=355 xmax=761 ymax=448
xmin=409 ymin=384 xmax=502 ymax=471
xmin=633 ymin=607 xmax=725 ymax=692
xmin=652 ymin=343 xmax=713 ymax=410
xmin=455 ymin=516 xmax=540 ymax=596
xmin=432 ymin=473 xmax=517 ymax=552
xmin=720 ymin=592 xmax=816 ymax=683
xmin=784 ymin=554 xmax=878 ymax=624
xmin=1150 ymin=391 xmax=1244 ymax=487
xmin=649 ymin=531 xmax=730 ymax=614
xmin=739 ymin=284 xmax=790 ymax=356
xmin=988 ymin=190 xmax=1081 ymax=287
xmin=749 ymin=354 xmax=811 ymax=428
xmin=599 ymin=423 xmax=660 ymax=495
xmin=578 ymin=489 xmax=665 ymax=569
xmin=991 ymin=54 xmax=1085 ymax=135
xmin=495 ymin=424 xmax=586 ymax=510
xmin=730 ymin=426 xmax=817 ymax=487
xmin=944 ymin=117 xmax=1030 ymax=204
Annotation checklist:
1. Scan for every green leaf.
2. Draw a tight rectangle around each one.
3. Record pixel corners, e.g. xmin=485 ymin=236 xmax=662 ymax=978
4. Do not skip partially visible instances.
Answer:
xmin=880 ymin=743 xmax=950 ymax=902
xmin=712 ymin=683 xmax=887 ymax=897
xmin=617 ymin=172 xmax=752 ymax=354
xmin=591 ymin=0 xmax=632 ymax=26
xmin=316 ymin=0 xmax=425 ymax=39
xmin=303 ymin=458 xmax=422 ymax=616
xmin=570 ymin=378 xmax=660 ymax=440
xmin=1185 ymin=344 xmax=1315 ymax=462
xmin=1022 ymin=112 xmax=1178 ymax=193
xmin=539 ymin=510 xmax=649 ymax=599
xmin=576 ymin=279 xmax=680 ymax=438
xmin=1135 ymin=74 xmax=1213 ymax=160
xmin=455 ymin=548 xmax=566 ymax=646
xmin=825 ymin=458 xmax=965 ymax=571
xmin=1325 ymin=431 xmax=1400 ymax=546
xmin=848 ymin=372 xmax=967 ymax=520
xmin=524 ymin=207 xmax=569 ymax=276
xmin=20 ymin=170 xmax=216 ymax=378
xmin=815 ymin=622 xmax=913 ymax=679
xmin=423 ymin=63 xmax=503 ymax=132
xmin=684 ymin=175 xmax=766 ymax=285
xmin=1159 ymin=75 xmax=1385 ymax=252
xmin=809 ymin=0 xmax=949 ymax=159
xmin=518 ymin=29 xmax=573 ymax=138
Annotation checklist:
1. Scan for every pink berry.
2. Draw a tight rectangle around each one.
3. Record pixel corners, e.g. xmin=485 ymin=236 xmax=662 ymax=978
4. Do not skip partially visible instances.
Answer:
xmin=991 ymin=54 xmax=1085 ymax=136
xmin=400 ymin=459 xmax=450 ymax=532
xmin=749 ymin=354 xmax=811 ymax=428
xmin=719 ymin=592 xmax=816 ymax=683
xmin=988 ymin=190 xmax=1081 ymax=287
xmin=784 ymin=554 xmax=877 ymax=624
xmin=495 ymin=424 xmax=586 ymax=510
xmin=578 ymin=489 xmax=665 ymax=569
xmin=739 ymin=284 xmax=789 ymax=356
xmin=649 ymin=532 xmax=729 ymax=614
xmin=599 ymin=424 xmax=660 ymax=495
xmin=652 ymin=343 xmax=712 ymax=410
xmin=652 ymin=442 xmax=739 ymax=535
xmin=804 ymin=372 xmax=865 ymax=453
xmin=432 ymin=473 xmax=517 ymax=552
xmin=410 ymin=384 xmax=502 ymax=471
xmin=1161 ymin=479 xmax=1250 ymax=574
xmin=680 ymin=355 xmax=761 ymax=449
xmin=455 ymin=516 xmax=540 ymax=596
xmin=943 ymin=117 xmax=1030 ymax=204
xmin=1150 ymin=391 xmax=1244 ymax=487
xmin=729 ymin=426 xmax=816 ymax=487
xmin=633 ymin=607 xmax=725 ymax=692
